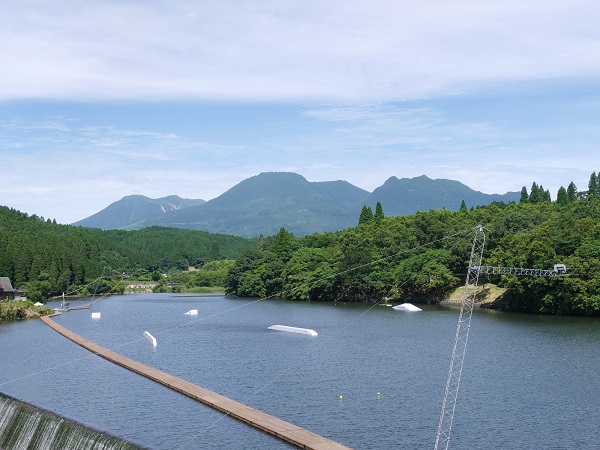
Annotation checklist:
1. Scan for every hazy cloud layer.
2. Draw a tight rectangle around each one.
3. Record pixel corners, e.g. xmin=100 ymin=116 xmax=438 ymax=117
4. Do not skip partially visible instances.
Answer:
xmin=2 ymin=1 xmax=600 ymax=101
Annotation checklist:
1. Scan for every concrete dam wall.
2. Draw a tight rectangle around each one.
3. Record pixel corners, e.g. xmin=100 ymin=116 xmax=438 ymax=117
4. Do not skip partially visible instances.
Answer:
xmin=0 ymin=393 xmax=144 ymax=450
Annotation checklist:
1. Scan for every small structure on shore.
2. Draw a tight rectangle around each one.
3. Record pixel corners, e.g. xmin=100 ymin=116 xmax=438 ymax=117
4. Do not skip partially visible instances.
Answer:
xmin=0 ymin=278 xmax=16 ymax=301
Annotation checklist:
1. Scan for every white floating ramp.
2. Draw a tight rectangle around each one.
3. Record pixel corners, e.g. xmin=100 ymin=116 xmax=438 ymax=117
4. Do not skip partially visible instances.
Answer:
xmin=143 ymin=331 xmax=157 ymax=347
xmin=268 ymin=325 xmax=318 ymax=336
xmin=184 ymin=309 xmax=198 ymax=316
xmin=392 ymin=303 xmax=422 ymax=311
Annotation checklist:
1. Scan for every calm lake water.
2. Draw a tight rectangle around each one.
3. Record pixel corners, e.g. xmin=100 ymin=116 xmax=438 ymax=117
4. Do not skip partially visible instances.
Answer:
xmin=1 ymin=293 xmax=599 ymax=449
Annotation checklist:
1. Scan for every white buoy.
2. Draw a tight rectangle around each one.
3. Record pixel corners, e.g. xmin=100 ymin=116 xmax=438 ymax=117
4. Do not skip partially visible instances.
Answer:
xmin=392 ymin=303 xmax=422 ymax=311
xmin=268 ymin=325 xmax=318 ymax=336
xmin=143 ymin=331 xmax=157 ymax=347
xmin=184 ymin=309 xmax=198 ymax=316
xmin=90 ymin=312 xmax=101 ymax=319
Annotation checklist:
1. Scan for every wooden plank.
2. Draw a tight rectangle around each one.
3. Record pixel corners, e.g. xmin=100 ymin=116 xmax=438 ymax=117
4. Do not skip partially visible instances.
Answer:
xmin=41 ymin=316 xmax=351 ymax=450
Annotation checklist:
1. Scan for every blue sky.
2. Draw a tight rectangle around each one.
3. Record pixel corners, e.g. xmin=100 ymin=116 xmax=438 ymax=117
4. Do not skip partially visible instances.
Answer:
xmin=1 ymin=1 xmax=599 ymax=224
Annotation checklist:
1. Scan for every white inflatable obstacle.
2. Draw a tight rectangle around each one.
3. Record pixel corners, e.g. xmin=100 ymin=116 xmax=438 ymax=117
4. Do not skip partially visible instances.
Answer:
xmin=184 ymin=309 xmax=198 ymax=316
xmin=143 ymin=331 xmax=157 ymax=347
xmin=268 ymin=325 xmax=318 ymax=336
xmin=392 ymin=303 xmax=422 ymax=311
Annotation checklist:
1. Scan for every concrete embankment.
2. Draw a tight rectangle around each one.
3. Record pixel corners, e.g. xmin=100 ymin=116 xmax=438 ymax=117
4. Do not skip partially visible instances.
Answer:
xmin=0 ymin=392 xmax=144 ymax=450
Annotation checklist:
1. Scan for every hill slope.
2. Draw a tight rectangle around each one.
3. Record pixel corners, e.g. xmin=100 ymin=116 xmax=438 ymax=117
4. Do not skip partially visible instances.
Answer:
xmin=74 ymin=172 xmax=520 ymax=237
xmin=364 ymin=175 xmax=520 ymax=215
xmin=72 ymin=195 xmax=205 ymax=229
xmin=129 ymin=172 xmax=369 ymax=237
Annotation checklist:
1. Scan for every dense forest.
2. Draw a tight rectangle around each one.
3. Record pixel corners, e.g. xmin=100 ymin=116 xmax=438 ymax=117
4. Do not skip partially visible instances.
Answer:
xmin=2 ymin=172 xmax=600 ymax=316
xmin=0 ymin=206 xmax=255 ymax=301
xmin=225 ymin=174 xmax=600 ymax=316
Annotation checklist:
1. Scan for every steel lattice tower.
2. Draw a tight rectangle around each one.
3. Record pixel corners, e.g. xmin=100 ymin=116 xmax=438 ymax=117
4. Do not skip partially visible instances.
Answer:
xmin=433 ymin=226 xmax=566 ymax=449
xmin=434 ymin=225 xmax=485 ymax=450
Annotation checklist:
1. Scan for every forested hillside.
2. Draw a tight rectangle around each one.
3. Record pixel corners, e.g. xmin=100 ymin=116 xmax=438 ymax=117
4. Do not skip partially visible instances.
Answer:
xmin=0 ymin=206 xmax=255 ymax=300
xmin=3 ymin=173 xmax=600 ymax=316
xmin=225 ymin=176 xmax=600 ymax=316
xmin=72 ymin=172 xmax=519 ymax=237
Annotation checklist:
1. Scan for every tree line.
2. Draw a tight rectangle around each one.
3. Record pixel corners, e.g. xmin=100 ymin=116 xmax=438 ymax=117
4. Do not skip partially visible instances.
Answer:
xmin=0 ymin=206 xmax=255 ymax=301
xmin=2 ymin=171 xmax=599 ymax=315
xmin=225 ymin=173 xmax=600 ymax=316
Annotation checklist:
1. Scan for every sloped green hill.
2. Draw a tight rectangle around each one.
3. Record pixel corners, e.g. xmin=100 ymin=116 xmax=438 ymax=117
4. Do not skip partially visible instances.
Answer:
xmin=364 ymin=175 xmax=520 ymax=215
xmin=77 ymin=172 xmax=521 ymax=237
xmin=130 ymin=172 xmax=370 ymax=237
xmin=72 ymin=195 xmax=205 ymax=229
xmin=0 ymin=206 xmax=255 ymax=300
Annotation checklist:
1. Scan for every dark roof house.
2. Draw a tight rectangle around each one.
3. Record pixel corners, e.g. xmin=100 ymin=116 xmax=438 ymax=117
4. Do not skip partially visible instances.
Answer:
xmin=0 ymin=277 xmax=16 ymax=301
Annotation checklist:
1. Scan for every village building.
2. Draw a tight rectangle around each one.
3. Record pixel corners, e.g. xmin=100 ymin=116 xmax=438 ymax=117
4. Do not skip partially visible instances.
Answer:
xmin=0 ymin=277 xmax=16 ymax=301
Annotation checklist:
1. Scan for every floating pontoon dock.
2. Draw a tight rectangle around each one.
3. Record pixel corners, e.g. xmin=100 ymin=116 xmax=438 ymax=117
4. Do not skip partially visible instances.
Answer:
xmin=41 ymin=315 xmax=349 ymax=450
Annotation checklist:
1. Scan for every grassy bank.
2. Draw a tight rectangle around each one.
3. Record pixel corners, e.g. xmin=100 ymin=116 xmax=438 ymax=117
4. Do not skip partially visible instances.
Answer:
xmin=0 ymin=301 xmax=54 ymax=322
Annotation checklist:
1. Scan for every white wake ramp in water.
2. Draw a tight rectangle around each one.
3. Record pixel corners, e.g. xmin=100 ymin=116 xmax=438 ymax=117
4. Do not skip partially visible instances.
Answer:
xmin=268 ymin=325 xmax=318 ymax=336
xmin=392 ymin=303 xmax=422 ymax=311
xmin=143 ymin=331 xmax=157 ymax=347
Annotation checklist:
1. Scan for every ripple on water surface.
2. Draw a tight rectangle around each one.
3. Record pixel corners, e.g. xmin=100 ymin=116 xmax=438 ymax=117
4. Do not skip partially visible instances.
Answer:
xmin=1 ymin=294 xmax=600 ymax=449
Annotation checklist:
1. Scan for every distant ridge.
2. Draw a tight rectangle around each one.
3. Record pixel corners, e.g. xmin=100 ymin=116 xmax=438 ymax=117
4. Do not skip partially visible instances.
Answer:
xmin=125 ymin=172 xmax=370 ymax=236
xmin=72 ymin=195 xmax=205 ymax=229
xmin=363 ymin=175 xmax=517 ymax=216
xmin=73 ymin=172 xmax=520 ymax=237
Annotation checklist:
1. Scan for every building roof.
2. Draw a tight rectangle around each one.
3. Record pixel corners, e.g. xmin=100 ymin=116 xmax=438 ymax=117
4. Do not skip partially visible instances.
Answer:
xmin=0 ymin=277 xmax=15 ymax=292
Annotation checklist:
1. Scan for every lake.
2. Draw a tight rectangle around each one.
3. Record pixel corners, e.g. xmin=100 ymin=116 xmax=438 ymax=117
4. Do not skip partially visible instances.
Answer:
xmin=1 ymin=293 xmax=599 ymax=449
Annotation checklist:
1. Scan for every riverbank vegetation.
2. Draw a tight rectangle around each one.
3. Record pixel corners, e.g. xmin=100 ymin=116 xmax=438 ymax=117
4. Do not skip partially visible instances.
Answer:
xmin=1 ymin=173 xmax=600 ymax=316
xmin=150 ymin=259 xmax=233 ymax=293
xmin=0 ymin=301 xmax=54 ymax=321
xmin=0 ymin=206 xmax=255 ymax=302
xmin=225 ymin=175 xmax=600 ymax=316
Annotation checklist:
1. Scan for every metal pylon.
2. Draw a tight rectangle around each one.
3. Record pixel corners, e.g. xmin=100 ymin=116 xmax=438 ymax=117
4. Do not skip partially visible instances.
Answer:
xmin=434 ymin=225 xmax=485 ymax=450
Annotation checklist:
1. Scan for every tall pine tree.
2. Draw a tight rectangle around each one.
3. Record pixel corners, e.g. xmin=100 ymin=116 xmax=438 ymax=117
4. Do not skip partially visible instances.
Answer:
xmin=358 ymin=205 xmax=374 ymax=225
xmin=529 ymin=182 xmax=541 ymax=203
xmin=520 ymin=186 xmax=529 ymax=203
xmin=567 ymin=182 xmax=578 ymax=202
xmin=539 ymin=186 xmax=551 ymax=202
xmin=589 ymin=172 xmax=599 ymax=198
xmin=556 ymin=186 xmax=568 ymax=205
xmin=374 ymin=202 xmax=385 ymax=222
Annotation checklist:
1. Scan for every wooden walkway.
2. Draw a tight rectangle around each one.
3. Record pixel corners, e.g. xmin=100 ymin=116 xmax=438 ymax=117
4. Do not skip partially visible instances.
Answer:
xmin=41 ymin=316 xmax=351 ymax=450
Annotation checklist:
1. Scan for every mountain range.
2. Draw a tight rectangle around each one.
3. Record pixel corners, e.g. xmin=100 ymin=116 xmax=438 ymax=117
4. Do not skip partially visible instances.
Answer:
xmin=72 ymin=172 xmax=520 ymax=237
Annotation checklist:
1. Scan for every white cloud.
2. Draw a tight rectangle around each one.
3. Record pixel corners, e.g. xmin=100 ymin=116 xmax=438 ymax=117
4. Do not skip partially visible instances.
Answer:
xmin=291 ymin=102 xmax=599 ymax=198
xmin=1 ymin=1 xmax=599 ymax=224
xmin=2 ymin=1 xmax=600 ymax=101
